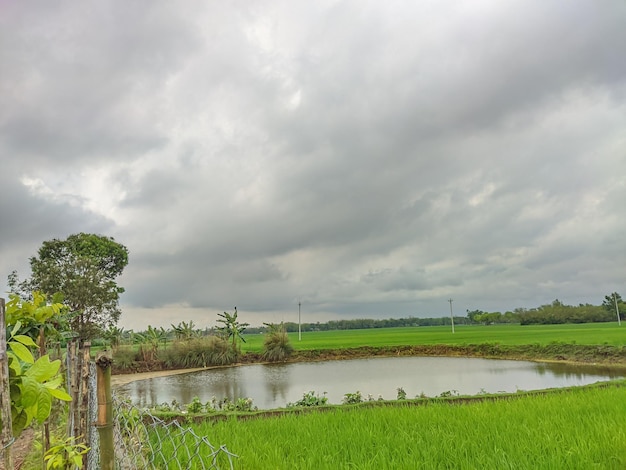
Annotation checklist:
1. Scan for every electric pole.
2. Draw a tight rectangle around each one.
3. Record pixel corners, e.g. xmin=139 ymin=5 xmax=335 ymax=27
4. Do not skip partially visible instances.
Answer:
xmin=298 ymin=299 xmax=302 ymax=341
xmin=614 ymin=293 xmax=621 ymax=326
xmin=448 ymin=298 xmax=455 ymax=334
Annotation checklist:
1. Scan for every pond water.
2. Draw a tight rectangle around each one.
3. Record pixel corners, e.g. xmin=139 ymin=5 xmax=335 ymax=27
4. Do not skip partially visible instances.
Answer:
xmin=116 ymin=357 xmax=624 ymax=409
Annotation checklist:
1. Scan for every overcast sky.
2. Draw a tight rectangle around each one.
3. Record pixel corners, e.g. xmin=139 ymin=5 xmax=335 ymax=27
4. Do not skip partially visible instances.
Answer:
xmin=1 ymin=1 xmax=625 ymax=331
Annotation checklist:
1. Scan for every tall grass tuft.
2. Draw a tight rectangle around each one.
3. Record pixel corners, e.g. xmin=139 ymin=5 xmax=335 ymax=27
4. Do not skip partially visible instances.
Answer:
xmin=262 ymin=322 xmax=294 ymax=362
xmin=160 ymin=336 xmax=237 ymax=368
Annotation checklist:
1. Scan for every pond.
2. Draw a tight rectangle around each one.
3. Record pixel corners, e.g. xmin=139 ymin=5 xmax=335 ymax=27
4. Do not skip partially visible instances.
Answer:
xmin=115 ymin=357 xmax=624 ymax=409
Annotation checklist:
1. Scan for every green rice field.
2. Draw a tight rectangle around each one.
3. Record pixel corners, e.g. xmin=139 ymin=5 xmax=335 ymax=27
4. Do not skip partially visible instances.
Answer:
xmin=242 ymin=322 xmax=626 ymax=353
xmin=165 ymin=383 xmax=626 ymax=469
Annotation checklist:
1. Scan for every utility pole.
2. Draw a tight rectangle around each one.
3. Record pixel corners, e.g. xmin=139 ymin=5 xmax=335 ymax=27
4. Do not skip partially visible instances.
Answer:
xmin=298 ymin=299 xmax=302 ymax=341
xmin=614 ymin=293 xmax=621 ymax=326
xmin=448 ymin=298 xmax=455 ymax=334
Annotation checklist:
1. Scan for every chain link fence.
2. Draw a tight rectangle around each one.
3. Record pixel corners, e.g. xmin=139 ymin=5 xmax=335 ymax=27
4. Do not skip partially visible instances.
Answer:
xmin=85 ymin=392 xmax=237 ymax=469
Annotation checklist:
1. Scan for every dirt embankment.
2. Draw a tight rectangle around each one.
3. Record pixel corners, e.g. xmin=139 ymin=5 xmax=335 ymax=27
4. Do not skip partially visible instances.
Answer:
xmin=111 ymin=343 xmax=626 ymax=384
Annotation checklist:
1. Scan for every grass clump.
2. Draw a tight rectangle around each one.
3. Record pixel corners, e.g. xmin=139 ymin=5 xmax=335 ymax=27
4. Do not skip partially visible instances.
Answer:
xmin=262 ymin=322 xmax=294 ymax=362
xmin=160 ymin=336 xmax=237 ymax=368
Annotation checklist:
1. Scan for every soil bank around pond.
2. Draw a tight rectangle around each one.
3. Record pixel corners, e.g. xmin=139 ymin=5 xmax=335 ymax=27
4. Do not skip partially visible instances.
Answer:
xmin=111 ymin=343 xmax=626 ymax=386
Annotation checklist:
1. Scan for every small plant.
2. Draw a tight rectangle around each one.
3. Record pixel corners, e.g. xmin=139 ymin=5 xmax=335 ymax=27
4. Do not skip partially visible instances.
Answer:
xmin=187 ymin=396 xmax=204 ymax=414
xmin=44 ymin=436 xmax=89 ymax=470
xmin=438 ymin=390 xmax=459 ymax=398
xmin=342 ymin=391 xmax=363 ymax=405
xmin=397 ymin=387 xmax=407 ymax=400
xmin=288 ymin=391 xmax=328 ymax=407
xmin=235 ymin=397 xmax=257 ymax=412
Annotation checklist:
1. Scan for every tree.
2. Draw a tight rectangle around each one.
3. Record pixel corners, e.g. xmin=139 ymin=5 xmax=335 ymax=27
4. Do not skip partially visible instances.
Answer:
xmin=217 ymin=307 xmax=249 ymax=354
xmin=171 ymin=320 xmax=197 ymax=341
xmin=603 ymin=292 xmax=624 ymax=320
xmin=10 ymin=233 xmax=129 ymax=340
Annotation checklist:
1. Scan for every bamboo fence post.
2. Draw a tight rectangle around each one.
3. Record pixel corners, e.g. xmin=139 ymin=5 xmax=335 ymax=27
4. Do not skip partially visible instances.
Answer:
xmin=79 ymin=342 xmax=91 ymax=468
xmin=95 ymin=350 xmax=114 ymax=470
xmin=67 ymin=341 xmax=78 ymax=439
xmin=0 ymin=298 xmax=14 ymax=470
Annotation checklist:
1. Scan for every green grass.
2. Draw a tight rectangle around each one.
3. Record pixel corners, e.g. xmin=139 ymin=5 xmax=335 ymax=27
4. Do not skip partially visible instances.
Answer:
xmin=170 ymin=383 xmax=626 ymax=469
xmin=241 ymin=322 xmax=626 ymax=353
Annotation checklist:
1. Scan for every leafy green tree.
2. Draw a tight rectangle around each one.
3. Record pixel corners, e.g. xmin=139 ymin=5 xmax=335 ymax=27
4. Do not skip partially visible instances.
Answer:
xmin=10 ymin=233 xmax=129 ymax=340
xmin=134 ymin=325 xmax=167 ymax=362
xmin=603 ymin=292 xmax=624 ymax=320
xmin=171 ymin=320 xmax=197 ymax=341
xmin=217 ymin=307 xmax=249 ymax=354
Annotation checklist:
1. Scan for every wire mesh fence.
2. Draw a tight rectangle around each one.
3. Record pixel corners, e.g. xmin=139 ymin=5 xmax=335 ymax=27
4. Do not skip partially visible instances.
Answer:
xmin=107 ymin=394 xmax=237 ymax=470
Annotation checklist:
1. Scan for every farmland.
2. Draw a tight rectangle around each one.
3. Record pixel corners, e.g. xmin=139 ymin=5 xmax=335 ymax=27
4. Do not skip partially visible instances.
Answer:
xmin=114 ymin=322 xmax=626 ymax=468
xmin=165 ymin=382 xmax=626 ymax=469
xmin=240 ymin=322 xmax=626 ymax=353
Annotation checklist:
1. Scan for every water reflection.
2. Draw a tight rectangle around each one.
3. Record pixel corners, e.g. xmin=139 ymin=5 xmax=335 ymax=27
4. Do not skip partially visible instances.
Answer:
xmin=116 ymin=357 xmax=625 ymax=410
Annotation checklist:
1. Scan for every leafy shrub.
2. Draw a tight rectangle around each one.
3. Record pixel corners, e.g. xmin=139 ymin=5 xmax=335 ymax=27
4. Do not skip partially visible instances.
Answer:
xmin=397 ymin=387 xmax=407 ymax=400
xmin=342 ymin=391 xmax=363 ymax=404
xmin=287 ymin=391 xmax=329 ymax=408
xmin=187 ymin=396 xmax=204 ymax=414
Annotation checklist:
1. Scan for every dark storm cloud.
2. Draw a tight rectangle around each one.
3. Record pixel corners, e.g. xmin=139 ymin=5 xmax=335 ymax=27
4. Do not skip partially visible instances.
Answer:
xmin=1 ymin=0 xmax=625 ymax=329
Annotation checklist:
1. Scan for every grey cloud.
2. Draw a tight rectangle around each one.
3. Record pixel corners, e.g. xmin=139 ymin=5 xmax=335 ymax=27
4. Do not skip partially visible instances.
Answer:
xmin=2 ymin=0 xmax=625 ymax=327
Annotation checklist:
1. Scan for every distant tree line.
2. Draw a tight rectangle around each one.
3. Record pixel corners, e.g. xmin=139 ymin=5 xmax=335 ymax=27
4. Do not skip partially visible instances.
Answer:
xmin=245 ymin=293 xmax=624 ymax=333
xmin=516 ymin=294 xmax=624 ymax=325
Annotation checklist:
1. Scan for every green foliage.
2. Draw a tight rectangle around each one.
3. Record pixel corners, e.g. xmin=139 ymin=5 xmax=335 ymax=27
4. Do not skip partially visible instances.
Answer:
xmin=217 ymin=307 xmax=249 ymax=354
xmin=3 ymin=295 xmax=72 ymax=438
xmin=185 ymin=383 xmax=626 ymax=469
xmin=262 ymin=322 xmax=294 ymax=362
xmin=171 ymin=320 xmax=197 ymax=341
xmin=603 ymin=292 xmax=625 ymax=320
xmin=158 ymin=336 xmax=237 ymax=369
xmin=135 ymin=325 xmax=167 ymax=361
xmin=186 ymin=396 xmax=204 ymax=414
xmin=12 ymin=233 xmax=129 ymax=340
xmin=519 ymin=299 xmax=614 ymax=325
xmin=342 ymin=391 xmax=363 ymax=405
xmin=287 ymin=391 xmax=328 ymax=408
xmin=396 ymin=387 xmax=407 ymax=400
xmin=44 ymin=436 xmax=90 ymax=469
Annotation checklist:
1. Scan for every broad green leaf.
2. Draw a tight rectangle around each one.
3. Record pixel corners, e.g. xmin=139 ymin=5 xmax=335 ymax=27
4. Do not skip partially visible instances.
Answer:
xmin=12 ymin=335 xmax=38 ymax=348
xmin=36 ymin=390 xmax=53 ymax=423
xmin=10 ymin=321 xmax=22 ymax=337
xmin=25 ymin=355 xmax=60 ymax=382
xmin=42 ymin=376 xmax=62 ymax=390
xmin=9 ymin=356 xmax=22 ymax=376
xmin=48 ymin=388 xmax=72 ymax=401
xmin=20 ymin=377 xmax=40 ymax=408
xmin=9 ymin=341 xmax=34 ymax=364
xmin=12 ymin=410 xmax=28 ymax=437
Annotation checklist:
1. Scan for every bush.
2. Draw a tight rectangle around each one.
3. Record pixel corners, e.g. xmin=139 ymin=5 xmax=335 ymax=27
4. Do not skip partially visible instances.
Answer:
xmin=287 ymin=391 xmax=328 ymax=408
xmin=159 ymin=336 xmax=237 ymax=369
xmin=262 ymin=323 xmax=294 ymax=362
xmin=113 ymin=345 xmax=140 ymax=370
xmin=343 ymin=391 xmax=363 ymax=404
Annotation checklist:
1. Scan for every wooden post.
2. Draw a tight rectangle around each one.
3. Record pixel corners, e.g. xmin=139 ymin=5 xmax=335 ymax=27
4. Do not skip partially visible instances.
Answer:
xmin=67 ymin=341 xmax=78 ymax=439
xmin=0 ymin=298 xmax=15 ymax=470
xmin=80 ymin=342 xmax=91 ymax=444
xmin=95 ymin=351 xmax=114 ymax=470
